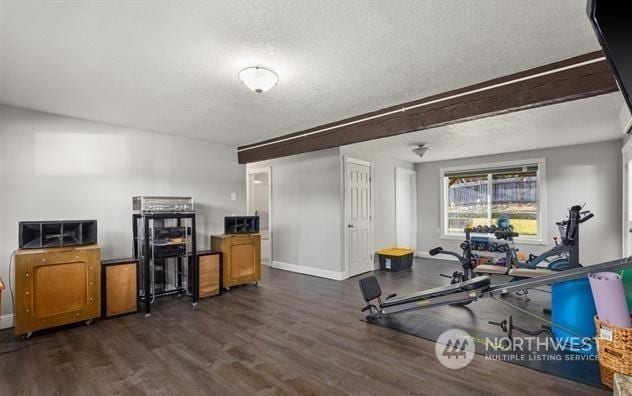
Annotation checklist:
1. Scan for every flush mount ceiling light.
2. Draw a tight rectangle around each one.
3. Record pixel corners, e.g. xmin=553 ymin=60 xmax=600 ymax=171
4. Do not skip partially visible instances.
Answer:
xmin=238 ymin=65 xmax=279 ymax=94
xmin=412 ymin=144 xmax=431 ymax=159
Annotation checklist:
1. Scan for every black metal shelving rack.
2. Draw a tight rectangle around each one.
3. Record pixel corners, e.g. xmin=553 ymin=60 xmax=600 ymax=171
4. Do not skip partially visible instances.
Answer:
xmin=132 ymin=212 xmax=198 ymax=316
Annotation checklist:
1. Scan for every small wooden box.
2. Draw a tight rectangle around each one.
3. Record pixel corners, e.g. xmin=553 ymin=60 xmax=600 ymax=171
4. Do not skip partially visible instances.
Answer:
xmin=197 ymin=251 xmax=221 ymax=298
xmin=14 ymin=245 xmax=101 ymax=336
xmin=102 ymin=258 xmax=138 ymax=318
xmin=211 ymin=234 xmax=261 ymax=288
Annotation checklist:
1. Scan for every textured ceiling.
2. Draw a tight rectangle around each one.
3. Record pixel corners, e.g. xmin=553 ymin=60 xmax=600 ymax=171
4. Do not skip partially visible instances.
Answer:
xmin=0 ymin=1 xmax=601 ymax=146
xmin=345 ymin=93 xmax=626 ymax=163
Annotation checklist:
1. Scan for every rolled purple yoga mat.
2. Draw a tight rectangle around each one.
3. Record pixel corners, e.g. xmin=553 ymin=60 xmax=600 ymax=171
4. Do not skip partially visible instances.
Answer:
xmin=589 ymin=272 xmax=632 ymax=328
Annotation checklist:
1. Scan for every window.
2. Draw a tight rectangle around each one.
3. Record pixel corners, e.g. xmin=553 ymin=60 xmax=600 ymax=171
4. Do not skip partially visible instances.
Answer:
xmin=441 ymin=159 xmax=545 ymax=243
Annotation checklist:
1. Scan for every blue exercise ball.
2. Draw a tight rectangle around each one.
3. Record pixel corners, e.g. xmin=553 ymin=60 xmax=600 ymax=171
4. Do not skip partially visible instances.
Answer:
xmin=551 ymin=277 xmax=597 ymax=355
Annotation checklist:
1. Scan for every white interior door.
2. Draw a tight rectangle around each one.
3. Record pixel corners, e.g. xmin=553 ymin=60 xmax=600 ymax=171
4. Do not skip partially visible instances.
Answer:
xmin=345 ymin=158 xmax=373 ymax=277
xmin=247 ymin=168 xmax=272 ymax=264
xmin=395 ymin=167 xmax=417 ymax=251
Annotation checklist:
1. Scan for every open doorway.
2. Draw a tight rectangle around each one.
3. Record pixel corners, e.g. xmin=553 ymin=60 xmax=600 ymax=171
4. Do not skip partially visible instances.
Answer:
xmin=395 ymin=167 xmax=417 ymax=251
xmin=247 ymin=167 xmax=272 ymax=265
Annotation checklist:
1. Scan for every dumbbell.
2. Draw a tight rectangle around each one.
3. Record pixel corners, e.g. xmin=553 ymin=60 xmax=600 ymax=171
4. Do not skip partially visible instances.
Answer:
xmin=489 ymin=225 xmax=497 ymax=233
xmin=477 ymin=242 xmax=488 ymax=251
xmin=482 ymin=225 xmax=491 ymax=233
xmin=475 ymin=225 xmax=483 ymax=233
xmin=460 ymin=241 xmax=472 ymax=251
xmin=488 ymin=242 xmax=498 ymax=252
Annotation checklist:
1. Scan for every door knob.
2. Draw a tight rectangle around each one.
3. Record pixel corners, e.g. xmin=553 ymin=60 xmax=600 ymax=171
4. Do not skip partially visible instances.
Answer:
xmin=348 ymin=224 xmax=354 ymax=228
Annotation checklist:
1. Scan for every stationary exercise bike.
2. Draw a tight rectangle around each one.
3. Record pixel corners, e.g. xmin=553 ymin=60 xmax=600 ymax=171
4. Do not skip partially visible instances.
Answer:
xmin=511 ymin=205 xmax=593 ymax=271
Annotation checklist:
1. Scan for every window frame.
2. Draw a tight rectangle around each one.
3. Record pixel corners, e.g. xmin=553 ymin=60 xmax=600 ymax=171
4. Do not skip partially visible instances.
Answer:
xmin=439 ymin=158 xmax=547 ymax=245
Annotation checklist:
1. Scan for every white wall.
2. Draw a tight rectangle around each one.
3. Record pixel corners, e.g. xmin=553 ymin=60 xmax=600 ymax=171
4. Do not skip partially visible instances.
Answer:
xmin=248 ymin=149 xmax=344 ymax=278
xmin=416 ymin=140 xmax=623 ymax=265
xmin=0 ymin=105 xmax=246 ymax=325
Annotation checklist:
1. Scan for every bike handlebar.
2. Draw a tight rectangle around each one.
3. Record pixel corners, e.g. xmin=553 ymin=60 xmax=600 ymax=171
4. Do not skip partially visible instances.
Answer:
xmin=579 ymin=213 xmax=594 ymax=223
xmin=556 ymin=211 xmax=594 ymax=226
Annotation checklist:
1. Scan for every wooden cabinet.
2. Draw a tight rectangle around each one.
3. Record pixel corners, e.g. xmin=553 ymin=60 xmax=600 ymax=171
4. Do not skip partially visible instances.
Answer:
xmin=14 ymin=245 xmax=101 ymax=336
xmin=211 ymin=234 xmax=261 ymax=288
xmin=197 ymin=252 xmax=221 ymax=298
xmin=102 ymin=258 xmax=138 ymax=318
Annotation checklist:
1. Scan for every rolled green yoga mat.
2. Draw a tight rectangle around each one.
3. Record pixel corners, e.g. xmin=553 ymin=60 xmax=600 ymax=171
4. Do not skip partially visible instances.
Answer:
xmin=623 ymin=269 xmax=632 ymax=309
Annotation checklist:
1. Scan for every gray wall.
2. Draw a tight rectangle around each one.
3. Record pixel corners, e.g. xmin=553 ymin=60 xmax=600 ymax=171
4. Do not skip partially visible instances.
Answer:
xmin=0 ymin=105 xmax=246 ymax=323
xmin=416 ymin=140 xmax=623 ymax=265
xmin=248 ymin=149 xmax=343 ymax=274
xmin=249 ymin=146 xmax=416 ymax=278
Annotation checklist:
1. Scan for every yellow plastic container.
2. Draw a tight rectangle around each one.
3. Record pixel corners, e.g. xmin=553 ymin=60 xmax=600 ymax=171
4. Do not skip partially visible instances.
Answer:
xmin=376 ymin=248 xmax=414 ymax=256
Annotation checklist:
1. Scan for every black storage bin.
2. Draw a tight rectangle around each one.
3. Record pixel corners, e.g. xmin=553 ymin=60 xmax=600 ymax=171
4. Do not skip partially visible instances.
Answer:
xmin=377 ymin=248 xmax=414 ymax=272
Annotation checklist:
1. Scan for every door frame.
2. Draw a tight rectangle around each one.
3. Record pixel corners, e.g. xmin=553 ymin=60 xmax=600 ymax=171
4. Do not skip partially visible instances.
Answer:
xmin=395 ymin=167 xmax=417 ymax=251
xmin=622 ymin=140 xmax=632 ymax=257
xmin=246 ymin=167 xmax=272 ymax=263
xmin=343 ymin=156 xmax=375 ymax=278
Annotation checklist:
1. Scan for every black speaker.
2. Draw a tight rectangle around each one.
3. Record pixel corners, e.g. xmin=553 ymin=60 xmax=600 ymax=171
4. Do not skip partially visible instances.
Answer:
xmin=224 ymin=216 xmax=259 ymax=234
xmin=19 ymin=220 xmax=98 ymax=249
xmin=20 ymin=222 xmax=42 ymax=249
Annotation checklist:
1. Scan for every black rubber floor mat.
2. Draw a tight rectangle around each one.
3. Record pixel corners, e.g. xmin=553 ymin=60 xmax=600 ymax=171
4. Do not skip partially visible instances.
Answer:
xmin=363 ymin=298 xmax=603 ymax=389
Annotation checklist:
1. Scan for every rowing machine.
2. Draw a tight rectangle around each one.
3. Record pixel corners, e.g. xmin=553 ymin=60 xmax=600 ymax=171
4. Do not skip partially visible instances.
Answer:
xmin=359 ymin=275 xmax=492 ymax=319
xmin=359 ymin=257 xmax=632 ymax=321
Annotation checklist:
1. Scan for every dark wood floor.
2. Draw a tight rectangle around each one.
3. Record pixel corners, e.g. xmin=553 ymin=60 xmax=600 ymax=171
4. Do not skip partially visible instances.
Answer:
xmin=0 ymin=259 xmax=605 ymax=395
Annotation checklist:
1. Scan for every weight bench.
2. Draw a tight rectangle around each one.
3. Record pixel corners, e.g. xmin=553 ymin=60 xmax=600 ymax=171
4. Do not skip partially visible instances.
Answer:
xmin=507 ymin=267 xmax=556 ymax=278
xmin=474 ymin=264 xmax=510 ymax=275
xmin=359 ymin=275 xmax=491 ymax=318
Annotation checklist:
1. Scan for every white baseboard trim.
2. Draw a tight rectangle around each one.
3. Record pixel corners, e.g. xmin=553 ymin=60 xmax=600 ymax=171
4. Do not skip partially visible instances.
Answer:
xmin=416 ymin=251 xmax=458 ymax=261
xmin=0 ymin=314 xmax=14 ymax=330
xmin=271 ymin=261 xmax=347 ymax=281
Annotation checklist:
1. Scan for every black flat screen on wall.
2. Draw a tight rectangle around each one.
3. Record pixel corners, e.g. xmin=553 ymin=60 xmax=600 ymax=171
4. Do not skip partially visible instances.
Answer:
xmin=588 ymin=0 xmax=632 ymax=112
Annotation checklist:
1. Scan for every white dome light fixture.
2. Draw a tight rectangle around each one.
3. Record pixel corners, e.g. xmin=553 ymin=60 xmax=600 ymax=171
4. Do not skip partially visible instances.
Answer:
xmin=238 ymin=65 xmax=279 ymax=94
xmin=412 ymin=144 xmax=431 ymax=159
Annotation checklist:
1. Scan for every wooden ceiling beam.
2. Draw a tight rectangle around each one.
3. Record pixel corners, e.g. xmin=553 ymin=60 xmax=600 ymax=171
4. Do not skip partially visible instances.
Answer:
xmin=237 ymin=51 xmax=618 ymax=164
